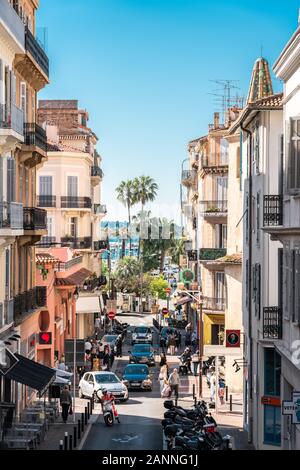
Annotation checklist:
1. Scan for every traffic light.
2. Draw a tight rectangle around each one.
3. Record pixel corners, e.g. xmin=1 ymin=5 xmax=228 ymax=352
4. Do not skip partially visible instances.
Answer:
xmin=38 ymin=332 xmax=52 ymax=345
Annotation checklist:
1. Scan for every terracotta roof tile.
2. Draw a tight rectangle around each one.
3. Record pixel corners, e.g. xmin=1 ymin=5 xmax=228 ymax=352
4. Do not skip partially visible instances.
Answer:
xmin=249 ymin=93 xmax=283 ymax=109
xmin=55 ymin=268 xmax=92 ymax=286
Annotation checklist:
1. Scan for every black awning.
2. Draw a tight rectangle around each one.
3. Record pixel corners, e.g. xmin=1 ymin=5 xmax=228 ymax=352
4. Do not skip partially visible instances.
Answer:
xmin=6 ymin=354 xmax=56 ymax=396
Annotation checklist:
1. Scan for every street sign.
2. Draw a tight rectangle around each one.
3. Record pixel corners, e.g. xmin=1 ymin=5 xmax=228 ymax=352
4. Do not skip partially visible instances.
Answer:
xmin=165 ymin=287 xmax=171 ymax=296
xmin=0 ymin=346 xmax=19 ymax=376
xmin=38 ymin=332 xmax=52 ymax=345
xmin=108 ymin=311 xmax=116 ymax=320
xmin=226 ymin=330 xmax=241 ymax=348
xmin=64 ymin=339 xmax=85 ymax=367
xmin=282 ymin=392 xmax=300 ymax=424
xmin=181 ymin=269 xmax=194 ymax=284
xmin=162 ymin=308 xmax=169 ymax=316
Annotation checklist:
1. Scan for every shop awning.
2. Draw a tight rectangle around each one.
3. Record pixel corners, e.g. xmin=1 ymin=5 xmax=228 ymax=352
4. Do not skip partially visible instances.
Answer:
xmin=76 ymin=295 xmax=101 ymax=314
xmin=6 ymin=354 xmax=56 ymax=396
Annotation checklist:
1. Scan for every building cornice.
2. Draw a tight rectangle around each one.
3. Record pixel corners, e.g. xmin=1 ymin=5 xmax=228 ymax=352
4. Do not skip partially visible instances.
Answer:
xmin=273 ymin=26 xmax=300 ymax=80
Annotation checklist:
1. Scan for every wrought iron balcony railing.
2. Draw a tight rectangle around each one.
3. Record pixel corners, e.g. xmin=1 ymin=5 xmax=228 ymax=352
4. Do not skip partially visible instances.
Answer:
xmin=200 ymin=200 xmax=228 ymax=214
xmin=94 ymin=240 xmax=110 ymax=251
xmin=201 ymin=154 xmax=229 ymax=167
xmin=263 ymin=307 xmax=282 ymax=339
xmin=61 ymin=237 xmax=92 ymax=249
xmin=0 ymin=202 xmax=23 ymax=230
xmin=93 ymin=204 xmax=107 ymax=215
xmin=23 ymin=207 xmax=47 ymax=231
xmin=199 ymin=248 xmax=227 ymax=261
xmin=0 ymin=103 xmax=24 ymax=136
xmin=202 ymin=297 xmax=225 ymax=311
xmin=56 ymin=256 xmax=83 ymax=271
xmin=80 ymin=275 xmax=107 ymax=291
xmin=263 ymin=195 xmax=283 ymax=226
xmin=61 ymin=197 xmax=92 ymax=209
xmin=14 ymin=286 xmax=47 ymax=318
xmin=37 ymin=195 xmax=56 ymax=208
xmin=91 ymin=166 xmax=103 ymax=178
xmin=181 ymin=170 xmax=196 ymax=186
xmin=187 ymin=250 xmax=198 ymax=261
xmin=36 ymin=236 xmax=56 ymax=248
xmin=23 ymin=122 xmax=47 ymax=152
xmin=25 ymin=26 xmax=49 ymax=78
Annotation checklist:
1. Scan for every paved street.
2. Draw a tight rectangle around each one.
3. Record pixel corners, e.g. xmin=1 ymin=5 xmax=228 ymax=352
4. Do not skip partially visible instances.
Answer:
xmin=83 ymin=313 xmax=165 ymax=450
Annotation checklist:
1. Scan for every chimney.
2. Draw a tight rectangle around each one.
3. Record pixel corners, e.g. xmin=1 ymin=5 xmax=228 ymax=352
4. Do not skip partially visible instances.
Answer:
xmin=214 ymin=112 xmax=220 ymax=129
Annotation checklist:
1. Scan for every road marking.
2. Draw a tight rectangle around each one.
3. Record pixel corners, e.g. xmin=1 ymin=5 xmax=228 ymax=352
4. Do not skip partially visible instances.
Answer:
xmin=112 ymin=434 xmax=139 ymax=443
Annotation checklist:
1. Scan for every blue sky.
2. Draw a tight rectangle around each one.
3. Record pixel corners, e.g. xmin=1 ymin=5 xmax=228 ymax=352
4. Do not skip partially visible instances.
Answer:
xmin=37 ymin=0 xmax=299 ymax=221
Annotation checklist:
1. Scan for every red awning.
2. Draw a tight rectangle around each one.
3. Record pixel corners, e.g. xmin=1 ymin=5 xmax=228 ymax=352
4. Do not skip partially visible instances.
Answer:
xmin=55 ymin=268 xmax=92 ymax=286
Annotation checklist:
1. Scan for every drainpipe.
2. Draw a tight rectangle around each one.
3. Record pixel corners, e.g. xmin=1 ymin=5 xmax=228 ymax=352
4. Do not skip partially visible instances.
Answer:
xmin=240 ymin=122 xmax=253 ymax=444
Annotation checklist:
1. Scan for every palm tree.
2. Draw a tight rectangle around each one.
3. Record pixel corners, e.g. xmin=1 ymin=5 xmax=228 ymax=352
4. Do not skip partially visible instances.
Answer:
xmin=116 ymin=180 xmax=137 ymax=256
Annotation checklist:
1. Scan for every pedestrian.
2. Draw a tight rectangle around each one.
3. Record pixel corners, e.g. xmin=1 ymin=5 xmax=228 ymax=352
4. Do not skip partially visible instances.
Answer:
xmin=158 ymin=362 xmax=169 ymax=396
xmin=185 ymin=330 xmax=191 ymax=347
xmin=218 ymin=378 xmax=225 ymax=405
xmin=85 ymin=338 xmax=92 ymax=354
xmin=176 ymin=330 xmax=182 ymax=349
xmin=60 ymin=385 xmax=72 ymax=424
xmin=168 ymin=368 xmax=180 ymax=401
xmin=168 ymin=333 xmax=177 ymax=355
xmin=116 ymin=334 xmax=123 ymax=358
xmin=191 ymin=331 xmax=197 ymax=352
xmin=191 ymin=350 xmax=200 ymax=376
xmin=95 ymin=316 xmax=101 ymax=336
xmin=159 ymin=353 xmax=167 ymax=367
xmin=58 ymin=356 xmax=67 ymax=371
xmin=102 ymin=345 xmax=110 ymax=371
xmin=210 ymin=371 xmax=216 ymax=403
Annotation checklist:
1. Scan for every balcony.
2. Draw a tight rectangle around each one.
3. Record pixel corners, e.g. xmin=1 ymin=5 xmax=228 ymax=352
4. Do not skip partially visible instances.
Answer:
xmin=80 ymin=275 xmax=107 ymax=292
xmin=181 ymin=170 xmax=196 ymax=187
xmin=93 ymin=204 xmax=107 ymax=215
xmin=23 ymin=207 xmax=47 ymax=232
xmin=199 ymin=248 xmax=227 ymax=261
xmin=56 ymin=256 xmax=83 ymax=272
xmin=200 ymin=200 xmax=228 ymax=218
xmin=0 ymin=299 xmax=14 ymax=330
xmin=61 ymin=237 xmax=92 ymax=249
xmin=263 ymin=307 xmax=282 ymax=340
xmin=0 ymin=0 xmax=24 ymax=53
xmin=20 ymin=122 xmax=47 ymax=167
xmin=14 ymin=286 xmax=47 ymax=321
xmin=202 ymin=297 xmax=225 ymax=312
xmin=94 ymin=240 xmax=109 ymax=251
xmin=201 ymin=154 xmax=229 ymax=168
xmin=14 ymin=26 xmax=49 ymax=91
xmin=0 ymin=202 xmax=23 ymax=233
xmin=263 ymin=195 xmax=283 ymax=227
xmin=61 ymin=197 xmax=92 ymax=209
xmin=0 ymin=103 xmax=24 ymax=150
xmin=91 ymin=166 xmax=103 ymax=186
xmin=36 ymin=236 xmax=56 ymax=248
xmin=37 ymin=195 xmax=56 ymax=208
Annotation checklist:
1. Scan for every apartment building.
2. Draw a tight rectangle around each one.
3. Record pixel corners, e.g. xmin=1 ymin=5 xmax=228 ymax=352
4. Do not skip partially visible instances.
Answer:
xmin=36 ymin=100 xmax=106 ymax=277
xmin=230 ymin=57 xmax=284 ymax=448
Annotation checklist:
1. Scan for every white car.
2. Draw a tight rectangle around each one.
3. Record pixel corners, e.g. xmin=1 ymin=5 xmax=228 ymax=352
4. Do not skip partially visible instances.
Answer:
xmin=99 ymin=334 xmax=119 ymax=353
xmin=78 ymin=371 xmax=129 ymax=402
xmin=132 ymin=326 xmax=153 ymax=345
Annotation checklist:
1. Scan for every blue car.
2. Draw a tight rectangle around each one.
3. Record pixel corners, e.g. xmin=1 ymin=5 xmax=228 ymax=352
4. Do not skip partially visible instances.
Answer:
xmin=129 ymin=344 xmax=156 ymax=366
xmin=122 ymin=364 xmax=153 ymax=391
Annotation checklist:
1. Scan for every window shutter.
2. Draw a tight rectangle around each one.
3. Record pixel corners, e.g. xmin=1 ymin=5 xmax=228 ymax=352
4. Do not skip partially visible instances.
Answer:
xmin=20 ymin=82 xmax=26 ymax=114
xmin=10 ymin=71 xmax=16 ymax=106
xmin=0 ymin=158 xmax=3 ymax=202
xmin=286 ymin=119 xmax=292 ymax=193
xmin=256 ymin=192 xmax=260 ymax=246
xmin=0 ymin=59 xmax=3 ymax=106
xmin=67 ymin=176 xmax=78 ymax=197
xmin=283 ymin=249 xmax=289 ymax=320
xmin=294 ymin=250 xmax=300 ymax=325
xmin=252 ymin=265 xmax=257 ymax=305
xmin=7 ymin=158 xmax=15 ymax=203
xmin=257 ymin=264 xmax=261 ymax=319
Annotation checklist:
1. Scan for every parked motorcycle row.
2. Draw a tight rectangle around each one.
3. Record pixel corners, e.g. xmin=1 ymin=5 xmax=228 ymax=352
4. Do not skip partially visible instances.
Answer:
xmin=162 ymin=399 xmax=232 ymax=451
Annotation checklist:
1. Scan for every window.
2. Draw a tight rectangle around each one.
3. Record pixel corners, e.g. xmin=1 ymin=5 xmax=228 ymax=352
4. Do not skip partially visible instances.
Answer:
xmin=256 ymin=192 xmax=260 ymax=246
xmin=220 ymin=138 xmax=229 ymax=164
xmin=215 ymin=224 xmax=227 ymax=249
xmin=20 ymin=82 xmax=26 ymax=114
xmin=39 ymin=176 xmax=52 ymax=195
xmin=279 ymin=135 xmax=284 ymax=196
xmin=287 ymin=118 xmax=300 ymax=193
xmin=6 ymin=158 xmax=15 ymax=203
xmin=278 ymin=249 xmax=283 ymax=312
xmin=294 ymin=249 xmax=300 ymax=325
xmin=264 ymin=406 xmax=281 ymax=446
xmin=47 ymin=217 xmax=53 ymax=237
xmin=68 ymin=217 xmax=77 ymax=238
xmin=245 ymin=194 xmax=249 ymax=244
xmin=67 ymin=176 xmax=78 ymax=197
xmin=216 ymin=176 xmax=228 ymax=201
xmin=254 ymin=122 xmax=260 ymax=174
xmin=263 ymin=349 xmax=281 ymax=446
xmin=215 ymin=272 xmax=225 ymax=300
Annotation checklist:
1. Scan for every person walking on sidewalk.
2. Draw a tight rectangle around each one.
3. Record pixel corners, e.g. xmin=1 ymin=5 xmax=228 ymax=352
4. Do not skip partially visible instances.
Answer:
xmin=60 ymin=385 xmax=72 ymax=424
xmin=158 ymin=362 xmax=169 ymax=396
xmin=168 ymin=333 xmax=177 ymax=355
xmin=116 ymin=334 xmax=123 ymax=358
xmin=168 ymin=368 xmax=180 ymax=401
xmin=191 ymin=350 xmax=200 ymax=376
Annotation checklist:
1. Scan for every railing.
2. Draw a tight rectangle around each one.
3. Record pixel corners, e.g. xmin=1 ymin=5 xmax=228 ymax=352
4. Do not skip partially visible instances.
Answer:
xmin=263 ymin=195 xmax=283 ymax=226
xmin=94 ymin=204 xmax=107 ymax=215
xmin=23 ymin=123 xmax=47 ymax=152
xmin=200 ymin=200 xmax=228 ymax=214
xmin=187 ymin=250 xmax=197 ymax=261
xmin=56 ymin=256 xmax=83 ymax=271
xmin=199 ymin=248 xmax=227 ymax=260
xmin=37 ymin=195 xmax=56 ymax=208
xmin=202 ymin=297 xmax=225 ymax=311
xmin=263 ymin=307 xmax=282 ymax=339
xmin=36 ymin=236 xmax=56 ymax=247
xmin=13 ymin=286 xmax=47 ymax=318
xmin=25 ymin=26 xmax=49 ymax=77
xmin=0 ymin=103 xmax=24 ymax=136
xmin=61 ymin=197 xmax=92 ymax=209
xmin=94 ymin=240 xmax=109 ymax=251
xmin=61 ymin=237 xmax=92 ymax=249
xmin=80 ymin=275 xmax=107 ymax=291
xmin=181 ymin=170 xmax=196 ymax=185
xmin=201 ymin=154 xmax=229 ymax=167
xmin=23 ymin=207 xmax=47 ymax=231
xmin=0 ymin=0 xmax=25 ymax=47
xmin=91 ymin=166 xmax=103 ymax=178
xmin=0 ymin=202 xmax=23 ymax=229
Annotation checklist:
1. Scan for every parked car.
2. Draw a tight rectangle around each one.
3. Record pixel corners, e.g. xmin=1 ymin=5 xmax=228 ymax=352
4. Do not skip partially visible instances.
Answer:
xmin=128 ymin=344 xmax=156 ymax=366
xmin=122 ymin=364 xmax=153 ymax=391
xmin=99 ymin=334 xmax=119 ymax=353
xmin=131 ymin=326 xmax=153 ymax=345
xmin=78 ymin=371 xmax=129 ymax=402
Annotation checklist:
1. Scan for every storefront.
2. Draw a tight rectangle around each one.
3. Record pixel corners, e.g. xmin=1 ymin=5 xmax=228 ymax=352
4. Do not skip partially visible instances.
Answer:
xmin=204 ymin=313 xmax=225 ymax=345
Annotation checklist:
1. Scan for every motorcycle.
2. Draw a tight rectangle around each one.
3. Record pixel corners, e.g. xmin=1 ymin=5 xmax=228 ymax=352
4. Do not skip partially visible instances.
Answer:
xmin=102 ymin=398 xmax=114 ymax=426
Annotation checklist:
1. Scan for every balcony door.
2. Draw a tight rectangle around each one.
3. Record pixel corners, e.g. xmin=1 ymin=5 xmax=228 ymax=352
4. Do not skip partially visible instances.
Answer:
xmin=67 ymin=176 xmax=78 ymax=198
xmin=68 ymin=217 xmax=78 ymax=238
xmin=215 ymin=224 xmax=227 ymax=249
xmin=39 ymin=176 xmax=53 ymax=205
xmin=216 ymin=176 xmax=228 ymax=202
xmin=220 ymin=138 xmax=229 ymax=165
xmin=215 ymin=272 xmax=225 ymax=302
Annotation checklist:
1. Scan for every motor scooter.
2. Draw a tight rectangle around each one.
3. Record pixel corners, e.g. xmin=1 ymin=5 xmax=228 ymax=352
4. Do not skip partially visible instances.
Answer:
xmin=102 ymin=399 xmax=115 ymax=426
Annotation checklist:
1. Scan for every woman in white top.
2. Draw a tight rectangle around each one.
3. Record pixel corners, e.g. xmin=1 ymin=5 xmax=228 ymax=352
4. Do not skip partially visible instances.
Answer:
xmin=158 ymin=363 xmax=168 ymax=395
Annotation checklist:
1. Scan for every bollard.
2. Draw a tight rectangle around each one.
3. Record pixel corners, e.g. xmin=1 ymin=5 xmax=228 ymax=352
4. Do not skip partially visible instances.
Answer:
xmin=230 ymin=394 xmax=233 ymax=412
xmin=64 ymin=432 xmax=68 ymax=451
xmin=78 ymin=419 xmax=81 ymax=439
xmin=69 ymin=434 xmax=73 ymax=451
xmin=225 ymin=386 xmax=228 ymax=402
xmin=81 ymin=412 xmax=84 ymax=432
xmin=87 ymin=401 xmax=90 ymax=419
xmin=91 ymin=395 xmax=94 ymax=411
xmin=90 ymin=397 xmax=93 ymax=414
xmin=73 ymin=426 xmax=77 ymax=448
xmin=193 ymin=384 xmax=195 ymax=399
xmin=59 ymin=440 xmax=63 ymax=451
xmin=84 ymin=406 xmax=88 ymax=425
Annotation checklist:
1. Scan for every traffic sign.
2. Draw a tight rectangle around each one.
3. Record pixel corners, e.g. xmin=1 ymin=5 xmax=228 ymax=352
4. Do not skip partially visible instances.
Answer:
xmin=282 ymin=392 xmax=300 ymax=424
xmin=108 ymin=311 xmax=116 ymax=320
xmin=226 ymin=330 xmax=241 ymax=348
xmin=165 ymin=287 xmax=171 ymax=296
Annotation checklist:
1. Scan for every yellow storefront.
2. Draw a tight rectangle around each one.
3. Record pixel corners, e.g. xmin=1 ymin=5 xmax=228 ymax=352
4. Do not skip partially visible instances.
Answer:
xmin=203 ymin=313 xmax=225 ymax=345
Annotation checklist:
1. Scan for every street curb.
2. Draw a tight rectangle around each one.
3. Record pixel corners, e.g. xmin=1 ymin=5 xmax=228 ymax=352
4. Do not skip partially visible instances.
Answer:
xmin=77 ymin=414 xmax=99 ymax=450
